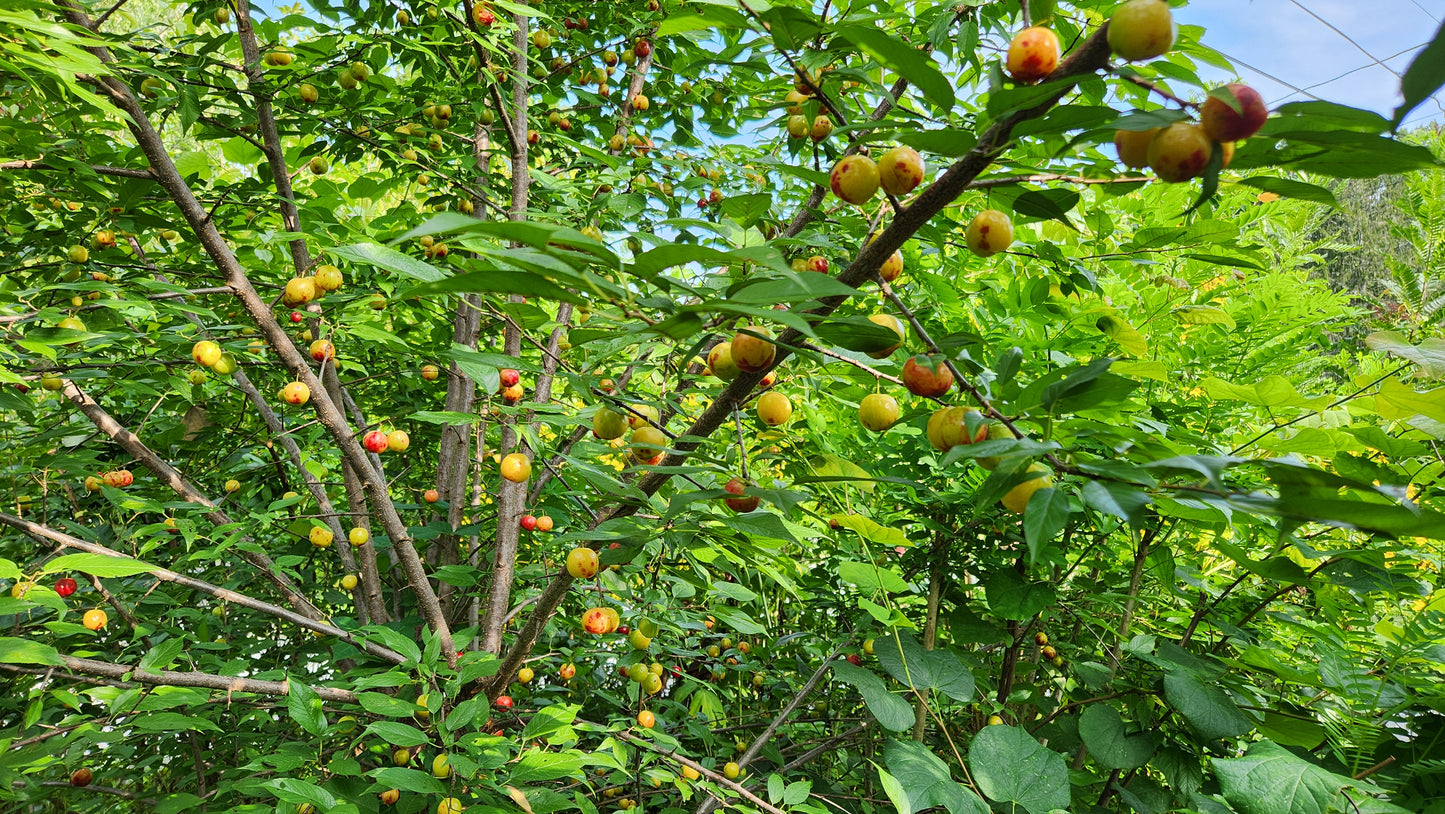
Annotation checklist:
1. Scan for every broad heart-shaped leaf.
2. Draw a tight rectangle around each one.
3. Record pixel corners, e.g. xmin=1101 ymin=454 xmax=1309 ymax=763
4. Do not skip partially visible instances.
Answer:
xmin=1213 ymin=740 xmax=1352 ymax=814
xmin=831 ymin=661 xmax=913 ymax=731
xmin=1375 ymin=377 xmax=1445 ymax=424
xmin=874 ymin=631 xmax=975 ymax=702
xmin=883 ymin=740 xmax=989 ymax=814
xmin=1077 ymin=705 xmax=1159 ymax=770
xmin=1393 ymin=20 xmax=1445 ymax=129
xmin=838 ymin=560 xmax=910 ymax=593
xmin=1164 ymin=672 xmax=1252 ymax=741
xmin=982 ymin=569 xmax=1057 ymax=622
xmin=835 ymin=26 xmax=953 ymax=112
xmin=1366 ymin=331 xmax=1445 ymax=379
xmin=41 ymin=553 xmax=155 ymax=578
xmin=968 ymin=725 xmax=1070 ymax=814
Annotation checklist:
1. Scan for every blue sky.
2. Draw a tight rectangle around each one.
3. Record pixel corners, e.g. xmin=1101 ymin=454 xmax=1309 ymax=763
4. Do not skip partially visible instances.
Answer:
xmin=1176 ymin=0 xmax=1445 ymax=127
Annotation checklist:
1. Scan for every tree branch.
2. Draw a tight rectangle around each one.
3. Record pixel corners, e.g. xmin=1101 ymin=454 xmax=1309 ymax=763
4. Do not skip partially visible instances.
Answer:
xmin=0 ymin=654 xmax=358 ymax=702
xmin=0 ymin=512 xmax=409 ymax=664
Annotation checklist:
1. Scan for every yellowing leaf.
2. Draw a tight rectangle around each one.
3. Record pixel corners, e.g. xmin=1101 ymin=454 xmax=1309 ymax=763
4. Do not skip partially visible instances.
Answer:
xmin=1172 ymin=305 xmax=1236 ymax=330
xmin=506 ymin=785 xmax=535 ymax=814
xmin=1376 ymin=377 xmax=1445 ymax=424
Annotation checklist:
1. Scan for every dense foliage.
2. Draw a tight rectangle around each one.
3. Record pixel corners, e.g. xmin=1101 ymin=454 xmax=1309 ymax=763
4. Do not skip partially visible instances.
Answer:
xmin=2 ymin=0 xmax=1445 ymax=813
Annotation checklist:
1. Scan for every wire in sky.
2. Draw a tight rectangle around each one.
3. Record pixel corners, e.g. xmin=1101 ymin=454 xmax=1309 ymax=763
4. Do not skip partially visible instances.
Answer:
xmin=1267 ymin=42 xmax=1434 ymax=108
xmin=1286 ymin=0 xmax=1403 ymax=79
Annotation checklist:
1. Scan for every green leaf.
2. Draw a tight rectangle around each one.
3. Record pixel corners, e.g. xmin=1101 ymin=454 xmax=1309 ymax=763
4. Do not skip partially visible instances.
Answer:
xmin=1080 ymin=480 xmax=1152 ymax=524
xmin=1375 ymin=377 xmax=1445 ymax=423
xmin=287 ymin=677 xmax=326 ymax=736
xmin=447 ymin=346 xmax=501 ymax=395
xmin=656 ymin=6 xmax=746 ymax=36
xmin=883 ymin=740 xmax=989 ymax=814
xmin=1172 ymin=305 xmax=1237 ymax=330
xmin=401 ymin=268 xmax=585 ymax=305
xmin=826 ymin=514 xmax=910 ymax=548
xmin=876 ymin=765 xmax=913 ymax=814
xmin=138 ymin=639 xmax=187 ymax=674
xmin=1012 ymin=189 xmax=1078 ymax=228
xmin=0 ymin=637 xmax=63 ymax=666
xmin=1164 ymin=672 xmax=1252 ymax=741
xmin=897 ymin=129 xmax=978 ymax=156
xmin=409 ymin=410 xmax=487 ymax=425
xmin=368 ymin=767 xmax=448 ymax=794
xmin=1096 ymin=314 xmax=1148 ymax=356
xmin=1366 ymin=331 xmax=1445 ymax=379
xmin=510 ymin=749 xmax=588 ymax=784
xmin=968 ymin=725 xmax=1070 ymax=814
xmin=520 ymin=703 xmax=580 ymax=742
xmin=709 ymin=607 xmax=767 ymax=636
xmin=1213 ymin=740 xmax=1351 ymax=814
xmin=838 ymin=561 xmax=910 ymax=593
xmin=1236 ymin=176 xmax=1337 ymax=206
xmin=814 ymin=316 xmax=909 ymax=355
xmin=1077 ymin=705 xmax=1159 ymax=769
xmin=456 ymin=653 xmax=501 ymax=686
xmin=802 ymin=456 xmax=879 ymax=493
xmin=41 ymin=553 xmax=156 ymax=578
xmin=873 ymin=631 xmax=974 ymax=702
xmin=1023 ymin=487 xmax=1070 ymax=563
xmin=831 ymin=661 xmax=913 ymax=731
xmin=983 ymin=570 xmax=1056 ymax=621
xmin=1202 ymin=375 xmax=1328 ymax=409
xmin=835 ymin=26 xmax=953 ymax=112
xmin=264 ymin=777 xmax=337 ymax=809
xmin=357 ymin=691 xmax=419 ymax=718
xmin=130 ymin=712 xmax=222 ymax=732
xmin=1392 ymin=21 xmax=1445 ymax=129
xmin=364 ymin=721 xmax=430 ymax=746
xmin=1256 ymin=709 xmax=1327 ymax=749
xmin=331 ymin=242 xmax=447 ymax=283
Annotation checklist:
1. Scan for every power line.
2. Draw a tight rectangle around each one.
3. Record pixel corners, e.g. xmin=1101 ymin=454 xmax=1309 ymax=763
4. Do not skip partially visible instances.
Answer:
xmin=1286 ymin=0 xmax=1403 ymax=79
xmin=1407 ymin=0 xmax=1441 ymax=23
xmin=1267 ymin=42 xmax=1433 ymax=108
xmin=1210 ymin=47 xmax=1325 ymax=102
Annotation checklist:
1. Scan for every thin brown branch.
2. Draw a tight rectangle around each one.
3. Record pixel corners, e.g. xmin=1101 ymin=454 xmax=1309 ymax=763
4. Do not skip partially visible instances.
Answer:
xmin=0 ymin=512 xmax=408 ymax=664
xmin=1 ymin=654 xmax=358 ymax=702
xmin=60 ymin=377 xmax=323 ymax=618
